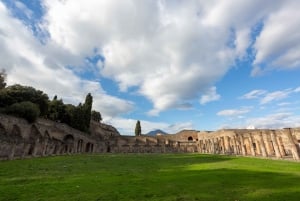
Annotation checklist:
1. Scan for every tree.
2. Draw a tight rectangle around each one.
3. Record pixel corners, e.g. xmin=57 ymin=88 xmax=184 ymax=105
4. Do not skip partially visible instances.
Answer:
xmin=135 ymin=120 xmax=141 ymax=136
xmin=0 ymin=84 xmax=49 ymax=116
xmin=0 ymin=70 xmax=6 ymax=89
xmin=47 ymin=95 xmax=67 ymax=122
xmin=91 ymin=110 xmax=102 ymax=122
xmin=83 ymin=93 xmax=93 ymax=130
xmin=5 ymin=101 xmax=40 ymax=123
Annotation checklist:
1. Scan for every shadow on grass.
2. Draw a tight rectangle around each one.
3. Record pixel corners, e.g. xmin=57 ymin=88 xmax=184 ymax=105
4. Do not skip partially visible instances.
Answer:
xmin=118 ymin=168 xmax=300 ymax=201
xmin=1 ymin=154 xmax=299 ymax=201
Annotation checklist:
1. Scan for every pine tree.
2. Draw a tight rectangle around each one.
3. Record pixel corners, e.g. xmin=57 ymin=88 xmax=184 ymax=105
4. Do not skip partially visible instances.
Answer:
xmin=82 ymin=93 xmax=93 ymax=132
xmin=135 ymin=120 xmax=141 ymax=136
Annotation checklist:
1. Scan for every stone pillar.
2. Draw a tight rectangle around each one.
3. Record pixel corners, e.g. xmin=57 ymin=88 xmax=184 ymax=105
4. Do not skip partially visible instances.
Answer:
xmin=224 ymin=136 xmax=230 ymax=154
xmin=262 ymin=133 xmax=272 ymax=156
xmin=22 ymin=143 xmax=29 ymax=159
xmin=259 ymin=133 xmax=267 ymax=157
xmin=32 ymin=138 xmax=40 ymax=157
xmin=42 ymin=140 xmax=48 ymax=156
xmin=221 ymin=137 xmax=225 ymax=154
xmin=240 ymin=136 xmax=246 ymax=156
xmin=284 ymin=128 xmax=300 ymax=160
xmin=233 ymin=136 xmax=238 ymax=154
xmin=248 ymin=134 xmax=256 ymax=156
xmin=212 ymin=138 xmax=216 ymax=154
xmin=8 ymin=143 xmax=16 ymax=160
xmin=270 ymin=131 xmax=281 ymax=158
xmin=277 ymin=137 xmax=286 ymax=156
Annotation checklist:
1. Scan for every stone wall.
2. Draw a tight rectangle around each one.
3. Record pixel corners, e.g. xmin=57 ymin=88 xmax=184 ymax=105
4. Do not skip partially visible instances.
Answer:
xmin=0 ymin=114 xmax=103 ymax=160
xmin=2 ymin=114 xmax=299 ymax=161
xmin=0 ymin=114 xmax=197 ymax=160
xmin=197 ymin=128 xmax=300 ymax=160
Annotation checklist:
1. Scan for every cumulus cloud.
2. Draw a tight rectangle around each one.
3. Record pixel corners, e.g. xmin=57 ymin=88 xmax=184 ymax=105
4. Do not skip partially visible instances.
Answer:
xmin=41 ymin=0 xmax=238 ymax=115
xmin=253 ymin=0 xmax=300 ymax=71
xmin=2 ymin=0 xmax=300 ymax=133
xmin=0 ymin=2 xmax=133 ymax=119
xmin=32 ymin=0 xmax=300 ymax=114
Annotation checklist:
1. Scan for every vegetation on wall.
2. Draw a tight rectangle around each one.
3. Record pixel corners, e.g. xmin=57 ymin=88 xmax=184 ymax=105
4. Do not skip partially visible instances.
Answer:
xmin=0 ymin=70 xmax=102 ymax=133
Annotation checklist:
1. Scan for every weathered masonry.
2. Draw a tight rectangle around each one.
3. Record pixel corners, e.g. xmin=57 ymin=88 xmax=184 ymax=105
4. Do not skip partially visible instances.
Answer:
xmin=0 ymin=114 xmax=99 ymax=160
xmin=0 ymin=114 xmax=198 ymax=160
xmin=1 ymin=114 xmax=300 ymax=161
xmin=197 ymin=129 xmax=300 ymax=160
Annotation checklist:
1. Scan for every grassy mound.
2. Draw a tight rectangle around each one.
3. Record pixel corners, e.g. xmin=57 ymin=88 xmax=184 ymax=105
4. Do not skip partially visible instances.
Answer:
xmin=0 ymin=154 xmax=300 ymax=201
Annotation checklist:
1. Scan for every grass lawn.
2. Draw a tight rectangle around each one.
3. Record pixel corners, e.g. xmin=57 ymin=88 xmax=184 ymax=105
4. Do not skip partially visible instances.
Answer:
xmin=0 ymin=154 xmax=300 ymax=201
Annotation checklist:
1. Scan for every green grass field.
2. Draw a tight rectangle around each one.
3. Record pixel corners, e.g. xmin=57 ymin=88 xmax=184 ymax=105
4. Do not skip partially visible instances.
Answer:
xmin=0 ymin=154 xmax=300 ymax=201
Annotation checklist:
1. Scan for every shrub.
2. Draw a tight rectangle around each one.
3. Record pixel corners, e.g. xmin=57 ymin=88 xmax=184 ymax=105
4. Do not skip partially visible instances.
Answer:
xmin=6 ymin=101 xmax=40 ymax=123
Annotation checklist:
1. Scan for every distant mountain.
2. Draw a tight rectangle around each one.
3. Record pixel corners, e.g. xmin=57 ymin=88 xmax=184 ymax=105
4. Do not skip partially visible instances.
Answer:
xmin=146 ymin=129 xmax=168 ymax=136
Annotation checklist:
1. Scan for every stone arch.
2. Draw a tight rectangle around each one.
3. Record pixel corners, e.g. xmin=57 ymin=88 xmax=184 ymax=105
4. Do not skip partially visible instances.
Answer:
xmin=63 ymin=134 xmax=75 ymax=154
xmin=27 ymin=125 xmax=43 ymax=157
xmin=188 ymin=136 xmax=193 ymax=141
xmin=0 ymin=123 xmax=10 ymax=159
xmin=10 ymin=125 xmax=24 ymax=159
xmin=0 ymin=123 xmax=8 ymax=142
xmin=10 ymin=125 xmax=23 ymax=144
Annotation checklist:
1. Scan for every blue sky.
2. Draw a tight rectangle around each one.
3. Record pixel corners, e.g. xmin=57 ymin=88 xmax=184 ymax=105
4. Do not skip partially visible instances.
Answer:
xmin=1 ymin=0 xmax=300 ymax=135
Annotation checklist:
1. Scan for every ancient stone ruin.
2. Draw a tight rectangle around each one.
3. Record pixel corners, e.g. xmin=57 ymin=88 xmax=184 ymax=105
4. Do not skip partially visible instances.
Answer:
xmin=1 ymin=114 xmax=300 ymax=160
xmin=198 ymin=129 xmax=300 ymax=160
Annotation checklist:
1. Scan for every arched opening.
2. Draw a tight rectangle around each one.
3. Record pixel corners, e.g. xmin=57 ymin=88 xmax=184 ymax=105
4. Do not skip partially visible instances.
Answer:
xmin=0 ymin=123 xmax=8 ymax=141
xmin=63 ymin=134 xmax=74 ymax=154
xmin=28 ymin=145 xmax=34 ymax=155
xmin=188 ymin=136 xmax=193 ymax=141
xmin=85 ymin=142 xmax=92 ymax=153
xmin=27 ymin=125 xmax=43 ymax=157
xmin=0 ymin=123 xmax=9 ymax=159
xmin=11 ymin=125 xmax=23 ymax=158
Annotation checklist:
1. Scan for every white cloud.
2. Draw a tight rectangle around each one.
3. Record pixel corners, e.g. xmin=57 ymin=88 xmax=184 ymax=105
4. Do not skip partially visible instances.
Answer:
xmin=245 ymin=113 xmax=300 ymax=129
xmin=277 ymin=102 xmax=291 ymax=107
xmin=2 ymin=0 xmax=300 ymax=133
xmin=254 ymin=0 xmax=300 ymax=71
xmin=235 ymin=28 xmax=251 ymax=59
xmin=0 ymin=2 xmax=133 ymax=119
xmin=41 ymin=0 xmax=238 ymax=115
xmin=294 ymin=87 xmax=300 ymax=93
xmin=217 ymin=108 xmax=251 ymax=117
xmin=260 ymin=89 xmax=292 ymax=105
xmin=200 ymin=86 xmax=221 ymax=105
xmin=38 ymin=0 xmax=300 ymax=114
xmin=241 ymin=89 xmax=267 ymax=99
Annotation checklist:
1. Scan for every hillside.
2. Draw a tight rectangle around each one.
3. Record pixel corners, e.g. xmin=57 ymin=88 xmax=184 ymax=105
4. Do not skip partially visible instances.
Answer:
xmin=146 ymin=129 xmax=168 ymax=136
